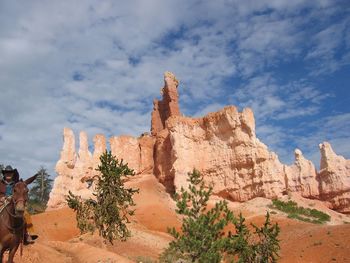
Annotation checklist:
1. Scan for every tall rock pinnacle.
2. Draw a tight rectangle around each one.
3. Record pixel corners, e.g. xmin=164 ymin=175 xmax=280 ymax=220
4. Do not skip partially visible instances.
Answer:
xmin=151 ymin=71 xmax=181 ymax=135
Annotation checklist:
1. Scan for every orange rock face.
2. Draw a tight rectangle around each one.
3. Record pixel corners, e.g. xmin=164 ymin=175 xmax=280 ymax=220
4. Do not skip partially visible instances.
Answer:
xmin=318 ymin=142 xmax=350 ymax=213
xmin=156 ymin=106 xmax=286 ymax=201
xmin=48 ymin=130 xmax=155 ymax=210
xmin=48 ymin=72 xmax=350 ymax=214
xmin=47 ymin=128 xmax=76 ymax=209
xmin=151 ymin=71 xmax=181 ymax=135
xmin=284 ymin=149 xmax=319 ymax=199
xmin=110 ymin=134 xmax=155 ymax=174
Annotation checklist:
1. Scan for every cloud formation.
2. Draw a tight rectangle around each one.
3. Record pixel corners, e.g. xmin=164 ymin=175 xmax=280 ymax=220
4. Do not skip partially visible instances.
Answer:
xmin=0 ymin=0 xmax=349 ymax=177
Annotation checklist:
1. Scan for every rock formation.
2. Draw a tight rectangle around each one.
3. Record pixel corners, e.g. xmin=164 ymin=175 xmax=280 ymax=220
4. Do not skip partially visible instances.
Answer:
xmin=47 ymin=128 xmax=76 ymax=209
xmin=48 ymin=72 xmax=350 ymax=214
xmin=48 ymin=131 xmax=154 ymax=210
xmin=110 ymin=134 xmax=155 ymax=175
xmin=284 ymin=149 xmax=319 ymax=199
xmin=318 ymin=142 xmax=350 ymax=213
xmin=151 ymin=71 xmax=181 ymax=135
xmin=72 ymin=131 xmax=93 ymax=197
xmin=155 ymin=106 xmax=286 ymax=201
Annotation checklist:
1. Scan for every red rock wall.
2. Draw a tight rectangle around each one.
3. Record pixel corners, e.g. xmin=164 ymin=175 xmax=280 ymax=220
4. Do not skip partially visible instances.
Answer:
xmin=49 ymin=72 xmax=350 ymax=214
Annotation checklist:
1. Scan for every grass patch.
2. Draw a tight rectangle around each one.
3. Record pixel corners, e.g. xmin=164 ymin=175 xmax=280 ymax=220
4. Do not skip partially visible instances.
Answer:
xmin=270 ymin=199 xmax=331 ymax=224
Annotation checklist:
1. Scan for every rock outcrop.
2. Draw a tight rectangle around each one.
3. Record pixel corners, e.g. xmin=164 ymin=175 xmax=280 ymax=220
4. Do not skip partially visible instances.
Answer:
xmin=110 ymin=134 xmax=155 ymax=175
xmin=151 ymin=71 xmax=181 ymax=135
xmin=71 ymin=131 xmax=94 ymax=198
xmin=47 ymin=128 xmax=76 ymax=209
xmin=155 ymin=107 xmax=286 ymax=201
xmin=48 ymin=72 xmax=350 ymax=214
xmin=284 ymin=149 xmax=319 ymax=199
xmin=48 ymin=131 xmax=155 ymax=210
xmin=318 ymin=142 xmax=350 ymax=213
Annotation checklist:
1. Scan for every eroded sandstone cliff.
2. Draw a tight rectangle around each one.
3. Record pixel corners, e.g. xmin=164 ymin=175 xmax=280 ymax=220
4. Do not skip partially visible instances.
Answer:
xmin=48 ymin=131 xmax=154 ymax=209
xmin=48 ymin=72 xmax=350 ymax=213
xmin=318 ymin=142 xmax=350 ymax=213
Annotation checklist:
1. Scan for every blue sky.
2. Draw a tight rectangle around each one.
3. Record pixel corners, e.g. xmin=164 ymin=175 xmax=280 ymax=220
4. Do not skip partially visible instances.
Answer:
xmin=0 ymin=0 xmax=349 ymax=178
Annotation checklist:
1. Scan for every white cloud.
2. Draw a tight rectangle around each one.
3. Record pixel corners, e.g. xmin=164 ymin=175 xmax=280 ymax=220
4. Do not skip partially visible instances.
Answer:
xmin=0 ymin=0 xmax=348 ymax=179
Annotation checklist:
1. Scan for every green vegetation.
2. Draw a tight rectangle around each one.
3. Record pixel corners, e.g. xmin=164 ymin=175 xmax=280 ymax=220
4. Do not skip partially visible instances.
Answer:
xmin=160 ymin=169 xmax=280 ymax=263
xmin=67 ymin=151 xmax=138 ymax=244
xmin=270 ymin=199 xmax=331 ymax=224
xmin=66 ymin=192 xmax=96 ymax=233
xmin=28 ymin=167 xmax=54 ymax=214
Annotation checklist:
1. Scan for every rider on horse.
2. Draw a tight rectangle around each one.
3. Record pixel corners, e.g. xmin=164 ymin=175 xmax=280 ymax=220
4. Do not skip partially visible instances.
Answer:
xmin=0 ymin=165 xmax=39 ymax=245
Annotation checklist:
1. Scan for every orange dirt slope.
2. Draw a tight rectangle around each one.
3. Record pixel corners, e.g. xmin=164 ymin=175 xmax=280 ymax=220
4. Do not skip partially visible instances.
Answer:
xmin=5 ymin=173 xmax=350 ymax=263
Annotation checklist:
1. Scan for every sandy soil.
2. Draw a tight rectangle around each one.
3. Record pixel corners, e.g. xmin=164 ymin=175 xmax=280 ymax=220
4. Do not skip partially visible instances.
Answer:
xmin=5 ymin=173 xmax=350 ymax=263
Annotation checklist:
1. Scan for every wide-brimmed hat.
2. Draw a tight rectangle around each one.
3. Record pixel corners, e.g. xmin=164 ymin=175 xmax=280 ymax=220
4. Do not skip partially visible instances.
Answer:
xmin=2 ymin=165 xmax=19 ymax=182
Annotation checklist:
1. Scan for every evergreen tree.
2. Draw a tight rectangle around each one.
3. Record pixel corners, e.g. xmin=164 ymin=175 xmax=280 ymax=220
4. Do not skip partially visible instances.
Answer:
xmin=162 ymin=169 xmax=234 ymax=262
xmin=29 ymin=167 xmax=53 ymax=203
xmin=28 ymin=167 xmax=53 ymax=213
xmin=67 ymin=151 xmax=139 ymax=244
xmin=66 ymin=192 xmax=96 ymax=233
xmin=160 ymin=169 xmax=281 ymax=263
xmin=251 ymin=213 xmax=280 ymax=262
xmin=227 ymin=213 xmax=254 ymax=262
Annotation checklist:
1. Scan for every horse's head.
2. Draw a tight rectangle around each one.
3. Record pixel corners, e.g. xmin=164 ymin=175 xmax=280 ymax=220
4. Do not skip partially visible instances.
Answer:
xmin=12 ymin=180 xmax=28 ymax=214
xmin=12 ymin=174 xmax=37 ymax=215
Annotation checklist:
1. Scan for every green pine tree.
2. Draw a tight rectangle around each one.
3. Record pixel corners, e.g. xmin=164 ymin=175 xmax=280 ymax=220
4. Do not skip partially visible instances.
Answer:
xmin=227 ymin=213 xmax=254 ymax=263
xmin=160 ymin=169 xmax=281 ymax=263
xmin=66 ymin=192 xmax=96 ymax=233
xmin=67 ymin=151 xmax=139 ymax=244
xmin=28 ymin=167 xmax=53 ymax=213
xmin=161 ymin=169 xmax=234 ymax=263
xmin=251 ymin=213 xmax=280 ymax=263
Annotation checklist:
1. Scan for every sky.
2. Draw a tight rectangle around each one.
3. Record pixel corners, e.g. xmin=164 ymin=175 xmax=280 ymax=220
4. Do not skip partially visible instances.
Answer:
xmin=0 ymin=0 xmax=349 ymax=179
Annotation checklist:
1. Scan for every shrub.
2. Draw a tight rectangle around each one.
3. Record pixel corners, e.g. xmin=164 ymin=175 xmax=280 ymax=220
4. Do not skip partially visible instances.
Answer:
xmin=160 ymin=169 xmax=280 ymax=263
xmin=271 ymin=199 xmax=330 ymax=224
xmin=67 ymin=151 xmax=138 ymax=243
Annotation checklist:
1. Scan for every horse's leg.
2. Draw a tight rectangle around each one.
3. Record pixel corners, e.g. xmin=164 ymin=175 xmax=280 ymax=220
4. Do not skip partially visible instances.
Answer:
xmin=7 ymin=244 xmax=19 ymax=263
xmin=0 ymin=243 xmax=7 ymax=263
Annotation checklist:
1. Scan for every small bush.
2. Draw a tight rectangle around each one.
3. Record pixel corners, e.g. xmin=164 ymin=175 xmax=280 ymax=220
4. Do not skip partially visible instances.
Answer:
xmin=271 ymin=199 xmax=330 ymax=224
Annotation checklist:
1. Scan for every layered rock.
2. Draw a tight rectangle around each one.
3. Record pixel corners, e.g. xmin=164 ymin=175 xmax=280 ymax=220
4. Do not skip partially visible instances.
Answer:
xmin=48 ymin=131 xmax=155 ymax=210
xmin=92 ymin=134 xmax=107 ymax=173
xmin=318 ymin=142 xmax=350 ymax=213
xmin=284 ymin=149 xmax=319 ymax=198
xmin=47 ymin=128 xmax=77 ymax=209
xmin=151 ymin=73 xmax=349 ymax=212
xmin=155 ymin=106 xmax=286 ymax=201
xmin=72 ymin=131 xmax=94 ymax=197
xmin=154 ymin=129 xmax=173 ymax=192
xmin=48 ymin=72 xmax=350 ymax=214
xmin=151 ymin=71 xmax=181 ymax=135
xmin=110 ymin=134 xmax=155 ymax=174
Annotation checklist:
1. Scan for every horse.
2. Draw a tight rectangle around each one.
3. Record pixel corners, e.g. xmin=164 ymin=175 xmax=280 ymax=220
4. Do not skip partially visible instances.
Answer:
xmin=0 ymin=175 xmax=36 ymax=263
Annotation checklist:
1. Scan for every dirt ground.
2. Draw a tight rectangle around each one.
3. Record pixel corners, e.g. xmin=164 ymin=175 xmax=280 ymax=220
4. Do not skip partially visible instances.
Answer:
xmin=6 ymin=173 xmax=350 ymax=263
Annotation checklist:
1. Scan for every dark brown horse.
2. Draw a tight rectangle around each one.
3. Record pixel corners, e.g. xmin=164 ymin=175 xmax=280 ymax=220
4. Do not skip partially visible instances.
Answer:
xmin=0 ymin=176 xmax=36 ymax=263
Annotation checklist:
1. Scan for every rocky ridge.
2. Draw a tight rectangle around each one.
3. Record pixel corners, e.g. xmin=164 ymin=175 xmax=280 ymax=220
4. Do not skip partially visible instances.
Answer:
xmin=48 ymin=72 xmax=350 ymax=213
